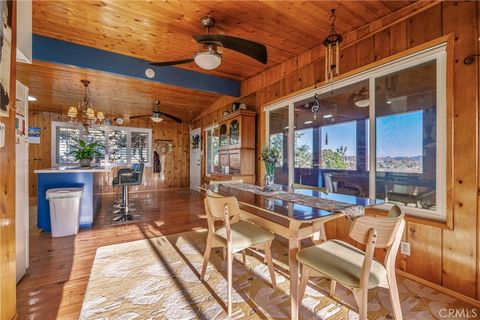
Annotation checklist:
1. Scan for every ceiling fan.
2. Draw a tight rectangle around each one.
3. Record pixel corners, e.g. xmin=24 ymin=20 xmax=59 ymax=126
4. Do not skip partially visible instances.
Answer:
xmin=150 ymin=16 xmax=268 ymax=70
xmin=129 ymin=100 xmax=182 ymax=123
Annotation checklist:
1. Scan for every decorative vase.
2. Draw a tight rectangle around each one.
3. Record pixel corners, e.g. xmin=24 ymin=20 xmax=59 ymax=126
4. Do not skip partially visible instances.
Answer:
xmin=263 ymin=174 xmax=274 ymax=191
xmin=263 ymin=160 xmax=275 ymax=191
xmin=79 ymin=159 xmax=91 ymax=167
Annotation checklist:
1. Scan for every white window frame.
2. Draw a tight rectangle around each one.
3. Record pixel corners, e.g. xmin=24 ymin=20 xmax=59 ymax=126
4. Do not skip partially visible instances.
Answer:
xmin=204 ymin=124 xmax=219 ymax=177
xmin=264 ymin=43 xmax=447 ymax=221
xmin=51 ymin=121 xmax=153 ymax=167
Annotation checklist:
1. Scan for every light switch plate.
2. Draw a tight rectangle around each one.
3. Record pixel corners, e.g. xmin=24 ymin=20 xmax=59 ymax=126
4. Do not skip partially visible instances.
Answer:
xmin=0 ymin=122 xmax=5 ymax=148
xmin=400 ymin=241 xmax=411 ymax=256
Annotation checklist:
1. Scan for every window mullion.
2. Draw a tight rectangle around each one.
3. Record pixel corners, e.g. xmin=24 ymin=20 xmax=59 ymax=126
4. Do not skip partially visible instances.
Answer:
xmin=368 ymin=77 xmax=376 ymax=199
xmin=287 ymin=102 xmax=295 ymax=189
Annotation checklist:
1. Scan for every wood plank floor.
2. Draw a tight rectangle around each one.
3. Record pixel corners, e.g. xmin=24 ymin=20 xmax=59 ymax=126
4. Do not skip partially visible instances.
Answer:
xmin=17 ymin=189 xmax=207 ymax=320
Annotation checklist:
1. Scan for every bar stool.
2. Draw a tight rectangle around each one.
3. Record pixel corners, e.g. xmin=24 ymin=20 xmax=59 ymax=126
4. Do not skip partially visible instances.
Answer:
xmin=114 ymin=163 xmax=144 ymax=222
xmin=112 ymin=167 xmax=132 ymax=211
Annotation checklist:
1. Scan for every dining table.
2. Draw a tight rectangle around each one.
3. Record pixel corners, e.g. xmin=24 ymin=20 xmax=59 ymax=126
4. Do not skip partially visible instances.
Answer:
xmin=207 ymin=183 xmax=383 ymax=320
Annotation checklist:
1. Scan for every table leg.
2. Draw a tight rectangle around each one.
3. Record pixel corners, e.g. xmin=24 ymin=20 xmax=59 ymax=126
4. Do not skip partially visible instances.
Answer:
xmin=289 ymin=221 xmax=301 ymax=320
xmin=312 ymin=221 xmax=327 ymax=244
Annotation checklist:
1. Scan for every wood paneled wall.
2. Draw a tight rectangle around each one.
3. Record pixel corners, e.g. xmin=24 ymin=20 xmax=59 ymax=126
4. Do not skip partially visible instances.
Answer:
xmin=28 ymin=110 xmax=190 ymax=197
xmin=193 ymin=1 xmax=480 ymax=302
xmin=0 ymin=1 xmax=17 ymax=319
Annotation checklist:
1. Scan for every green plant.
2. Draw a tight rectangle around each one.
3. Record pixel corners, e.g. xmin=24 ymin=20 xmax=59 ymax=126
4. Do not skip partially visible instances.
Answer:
xmin=69 ymin=138 xmax=102 ymax=161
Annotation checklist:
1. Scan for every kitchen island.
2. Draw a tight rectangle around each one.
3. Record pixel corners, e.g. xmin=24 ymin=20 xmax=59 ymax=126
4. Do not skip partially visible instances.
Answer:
xmin=34 ymin=167 xmax=111 ymax=232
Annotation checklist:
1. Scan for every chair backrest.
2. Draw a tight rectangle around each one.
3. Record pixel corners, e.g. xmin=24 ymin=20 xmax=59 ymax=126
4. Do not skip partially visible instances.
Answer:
xmin=132 ymin=163 xmax=145 ymax=183
xmin=349 ymin=205 xmax=404 ymax=249
xmin=209 ymin=179 xmax=244 ymax=185
xmin=205 ymin=194 xmax=240 ymax=225
xmin=349 ymin=205 xmax=405 ymax=289
xmin=291 ymin=183 xmax=327 ymax=193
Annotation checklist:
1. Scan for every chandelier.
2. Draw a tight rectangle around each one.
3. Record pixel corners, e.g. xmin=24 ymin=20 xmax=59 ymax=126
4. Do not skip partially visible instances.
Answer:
xmin=68 ymin=80 xmax=105 ymax=127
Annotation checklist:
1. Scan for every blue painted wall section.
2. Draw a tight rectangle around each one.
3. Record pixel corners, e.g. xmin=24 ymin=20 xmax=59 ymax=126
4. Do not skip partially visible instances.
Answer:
xmin=37 ymin=172 xmax=96 ymax=232
xmin=32 ymin=34 xmax=240 ymax=97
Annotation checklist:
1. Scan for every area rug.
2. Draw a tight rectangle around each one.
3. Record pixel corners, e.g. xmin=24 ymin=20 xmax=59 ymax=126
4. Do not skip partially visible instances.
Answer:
xmin=80 ymin=229 xmax=474 ymax=319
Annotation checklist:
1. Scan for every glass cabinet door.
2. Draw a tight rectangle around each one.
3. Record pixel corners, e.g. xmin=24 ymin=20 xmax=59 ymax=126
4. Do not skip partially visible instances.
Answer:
xmin=229 ymin=119 xmax=240 ymax=146
xmin=219 ymin=124 xmax=228 ymax=148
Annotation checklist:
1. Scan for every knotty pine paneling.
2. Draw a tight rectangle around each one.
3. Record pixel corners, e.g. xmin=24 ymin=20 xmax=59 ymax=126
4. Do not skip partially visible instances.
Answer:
xmin=194 ymin=1 xmax=480 ymax=301
xmin=28 ymin=110 xmax=190 ymax=197
xmin=31 ymin=1 xmax=413 ymax=80
xmin=0 ymin=1 xmax=17 ymax=319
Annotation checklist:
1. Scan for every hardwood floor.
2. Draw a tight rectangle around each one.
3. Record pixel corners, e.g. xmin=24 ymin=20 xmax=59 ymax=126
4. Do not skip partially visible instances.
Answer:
xmin=17 ymin=189 xmax=207 ymax=320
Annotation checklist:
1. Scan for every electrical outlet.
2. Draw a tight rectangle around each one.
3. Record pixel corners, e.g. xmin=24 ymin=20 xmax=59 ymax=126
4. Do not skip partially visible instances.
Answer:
xmin=400 ymin=241 xmax=411 ymax=256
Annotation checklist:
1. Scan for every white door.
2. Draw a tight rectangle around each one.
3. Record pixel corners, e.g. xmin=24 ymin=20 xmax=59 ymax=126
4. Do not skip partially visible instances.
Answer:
xmin=15 ymin=81 xmax=29 ymax=282
xmin=190 ymin=127 xmax=201 ymax=191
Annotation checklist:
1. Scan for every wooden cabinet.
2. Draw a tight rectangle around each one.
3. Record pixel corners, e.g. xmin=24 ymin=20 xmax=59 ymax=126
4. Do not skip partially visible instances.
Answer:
xmin=211 ymin=110 xmax=256 ymax=183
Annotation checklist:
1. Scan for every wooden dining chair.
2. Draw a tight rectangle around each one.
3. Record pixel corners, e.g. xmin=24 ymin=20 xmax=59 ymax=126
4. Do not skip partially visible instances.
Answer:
xmin=297 ymin=205 xmax=405 ymax=320
xmin=291 ymin=183 xmax=327 ymax=193
xmin=200 ymin=193 xmax=277 ymax=316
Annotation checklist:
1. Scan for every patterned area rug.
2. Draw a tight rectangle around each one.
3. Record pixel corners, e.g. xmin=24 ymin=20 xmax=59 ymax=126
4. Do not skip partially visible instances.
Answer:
xmin=80 ymin=229 xmax=474 ymax=319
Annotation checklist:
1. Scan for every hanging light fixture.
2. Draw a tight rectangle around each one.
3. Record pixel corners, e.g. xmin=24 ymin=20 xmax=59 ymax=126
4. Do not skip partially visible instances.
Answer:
xmin=324 ymin=9 xmax=343 ymax=83
xmin=67 ymin=80 xmax=106 ymax=127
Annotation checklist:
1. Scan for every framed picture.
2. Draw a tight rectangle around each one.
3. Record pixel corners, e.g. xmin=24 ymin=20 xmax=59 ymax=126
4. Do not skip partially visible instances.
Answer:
xmin=28 ymin=127 xmax=40 ymax=144
xmin=0 ymin=0 xmax=12 ymax=117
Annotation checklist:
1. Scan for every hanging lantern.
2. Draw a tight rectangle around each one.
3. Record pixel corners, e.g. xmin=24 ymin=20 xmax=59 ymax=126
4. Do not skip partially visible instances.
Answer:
xmin=323 ymin=9 xmax=343 ymax=83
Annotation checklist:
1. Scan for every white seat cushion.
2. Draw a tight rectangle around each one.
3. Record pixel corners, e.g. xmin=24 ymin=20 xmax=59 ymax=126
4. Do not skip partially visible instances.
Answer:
xmin=297 ymin=239 xmax=387 ymax=289
xmin=214 ymin=220 xmax=274 ymax=250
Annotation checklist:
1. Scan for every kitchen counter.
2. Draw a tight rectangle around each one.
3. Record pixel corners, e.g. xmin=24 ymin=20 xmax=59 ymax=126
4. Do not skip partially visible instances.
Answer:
xmin=34 ymin=166 xmax=111 ymax=173
xmin=35 ymin=167 xmax=112 ymax=232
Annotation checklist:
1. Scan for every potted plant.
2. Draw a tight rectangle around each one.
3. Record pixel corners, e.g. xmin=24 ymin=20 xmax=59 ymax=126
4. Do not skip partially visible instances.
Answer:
xmin=261 ymin=146 xmax=280 ymax=191
xmin=70 ymin=138 xmax=102 ymax=167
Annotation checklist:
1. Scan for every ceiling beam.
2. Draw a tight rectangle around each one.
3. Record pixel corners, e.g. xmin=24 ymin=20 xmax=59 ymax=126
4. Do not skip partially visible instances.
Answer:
xmin=32 ymin=34 xmax=240 ymax=97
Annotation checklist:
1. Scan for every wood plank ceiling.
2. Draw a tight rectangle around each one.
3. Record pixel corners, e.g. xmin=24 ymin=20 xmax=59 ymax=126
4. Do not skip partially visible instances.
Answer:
xmin=16 ymin=61 xmax=219 ymax=121
xmin=20 ymin=0 xmax=413 ymax=120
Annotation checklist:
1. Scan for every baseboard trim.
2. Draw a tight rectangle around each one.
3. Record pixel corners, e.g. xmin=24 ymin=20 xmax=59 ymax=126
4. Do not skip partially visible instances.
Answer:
xmin=396 ymin=269 xmax=480 ymax=308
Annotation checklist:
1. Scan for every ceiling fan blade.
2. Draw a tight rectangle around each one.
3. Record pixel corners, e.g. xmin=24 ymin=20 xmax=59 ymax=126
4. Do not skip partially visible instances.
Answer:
xmin=129 ymin=115 xmax=151 ymax=119
xmin=150 ymin=58 xmax=194 ymax=67
xmin=159 ymin=112 xmax=182 ymax=123
xmin=193 ymin=34 xmax=267 ymax=64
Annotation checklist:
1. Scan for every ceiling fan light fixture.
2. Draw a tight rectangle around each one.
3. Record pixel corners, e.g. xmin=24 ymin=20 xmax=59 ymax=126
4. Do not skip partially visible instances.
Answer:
xmin=194 ymin=51 xmax=222 ymax=70
xmin=151 ymin=115 xmax=163 ymax=123
xmin=354 ymin=99 xmax=370 ymax=108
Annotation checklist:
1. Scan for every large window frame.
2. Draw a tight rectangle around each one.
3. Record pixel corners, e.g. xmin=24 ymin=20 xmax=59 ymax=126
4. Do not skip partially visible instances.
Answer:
xmin=51 ymin=121 xmax=153 ymax=167
xmin=264 ymin=43 xmax=447 ymax=221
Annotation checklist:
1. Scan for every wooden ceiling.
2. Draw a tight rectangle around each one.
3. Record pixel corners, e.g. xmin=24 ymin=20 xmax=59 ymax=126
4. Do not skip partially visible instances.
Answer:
xmin=32 ymin=0 xmax=413 ymax=81
xmin=17 ymin=61 xmax=220 ymax=122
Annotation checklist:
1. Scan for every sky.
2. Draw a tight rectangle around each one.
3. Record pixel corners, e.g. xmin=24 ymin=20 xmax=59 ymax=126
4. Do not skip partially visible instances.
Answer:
xmin=294 ymin=110 xmax=424 ymax=158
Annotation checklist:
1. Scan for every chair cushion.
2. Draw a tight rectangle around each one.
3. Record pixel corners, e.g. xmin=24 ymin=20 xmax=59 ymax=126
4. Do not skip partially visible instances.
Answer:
xmin=214 ymin=220 xmax=274 ymax=250
xmin=297 ymin=239 xmax=386 ymax=289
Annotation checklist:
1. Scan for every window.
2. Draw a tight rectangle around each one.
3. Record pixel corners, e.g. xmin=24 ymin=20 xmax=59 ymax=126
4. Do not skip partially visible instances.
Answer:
xmin=55 ymin=125 xmax=81 ymax=164
xmin=108 ymin=129 xmax=128 ymax=164
xmin=131 ymin=131 xmax=150 ymax=164
xmin=375 ymin=61 xmax=437 ymax=211
xmin=265 ymin=43 xmax=447 ymax=220
xmin=292 ymin=80 xmax=369 ymax=193
xmin=204 ymin=126 xmax=219 ymax=176
xmin=52 ymin=122 xmax=152 ymax=167
xmin=268 ymin=106 xmax=289 ymax=185
xmin=320 ymin=121 xmax=358 ymax=170
xmin=86 ymin=128 xmax=106 ymax=160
